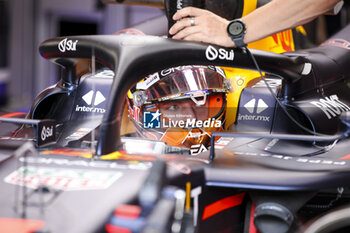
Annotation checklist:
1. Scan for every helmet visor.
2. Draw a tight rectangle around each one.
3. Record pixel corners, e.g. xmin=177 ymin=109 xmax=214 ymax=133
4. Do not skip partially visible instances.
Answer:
xmin=137 ymin=66 xmax=227 ymax=102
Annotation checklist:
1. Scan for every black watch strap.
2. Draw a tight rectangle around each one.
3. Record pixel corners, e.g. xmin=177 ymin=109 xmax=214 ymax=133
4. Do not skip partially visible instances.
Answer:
xmin=232 ymin=37 xmax=246 ymax=48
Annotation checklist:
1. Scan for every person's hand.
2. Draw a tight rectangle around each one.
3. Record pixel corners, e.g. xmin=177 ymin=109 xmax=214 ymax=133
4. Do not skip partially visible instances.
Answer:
xmin=169 ymin=7 xmax=235 ymax=47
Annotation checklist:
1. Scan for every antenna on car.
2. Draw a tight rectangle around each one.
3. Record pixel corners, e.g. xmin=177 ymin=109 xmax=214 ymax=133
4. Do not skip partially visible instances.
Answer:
xmin=91 ymin=47 xmax=96 ymax=160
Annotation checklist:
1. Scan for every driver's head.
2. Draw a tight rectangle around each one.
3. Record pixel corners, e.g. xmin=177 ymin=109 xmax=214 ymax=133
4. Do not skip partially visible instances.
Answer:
xmin=127 ymin=65 xmax=231 ymax=150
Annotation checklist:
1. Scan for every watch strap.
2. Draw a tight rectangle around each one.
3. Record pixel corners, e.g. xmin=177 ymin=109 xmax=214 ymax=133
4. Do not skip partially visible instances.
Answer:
xmin=232 ymin=37 xmax=246 ymax=48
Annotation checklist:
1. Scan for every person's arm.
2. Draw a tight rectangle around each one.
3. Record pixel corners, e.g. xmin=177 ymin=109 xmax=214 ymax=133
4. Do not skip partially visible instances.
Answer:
xmin=169 ymin=0 xmax=342 ymax=47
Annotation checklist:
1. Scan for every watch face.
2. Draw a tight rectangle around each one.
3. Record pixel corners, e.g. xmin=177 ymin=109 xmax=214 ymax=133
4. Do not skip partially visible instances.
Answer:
xmin=228 ymin=21 xmax=244 ymax=37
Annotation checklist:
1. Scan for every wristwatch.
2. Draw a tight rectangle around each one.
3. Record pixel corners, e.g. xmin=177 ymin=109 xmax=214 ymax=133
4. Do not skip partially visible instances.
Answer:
xmin=227 ymin=19 xmax=247 ymax=48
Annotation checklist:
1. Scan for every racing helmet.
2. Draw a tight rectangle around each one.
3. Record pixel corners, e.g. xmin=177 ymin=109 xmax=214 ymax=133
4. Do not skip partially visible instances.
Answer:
xmin=126 ymin=65 xmax=231 ymax=150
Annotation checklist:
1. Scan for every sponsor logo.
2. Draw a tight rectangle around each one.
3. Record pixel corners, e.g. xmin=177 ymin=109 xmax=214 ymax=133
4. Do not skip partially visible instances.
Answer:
xmin=136 ymin=73 xmax=160 ymax=90
xmin=206 ymin=45 xmax=234 ymax=61
xmin=310 ymin=95 xmax=350 ymax=119
xmin=75 ymin=106 xmax=105 ymax=113
xmin=244 ymin=98 xmax=268 ymax=114
xmin=82 ymin=90 xmax=106 ymax=106
xmin=238 ymin=98 xmax=270 ymax=122
xmin=143 ymin=110 xmax=162 ymax=129
xmin=214 ymin=137 xmax=234 ymax=150
xmin=164 ymin=118 xmax=222 ymax=128
xmin=160 ymin=65 xmax=216 ymax=77
xmin=158 ymin=93 xmax=181 ymax=102
xmin=41 ymin=126 xmax=53 ymax=141
xmin=177 ymin=0 xmax=183 ymax=10
xmin=237 ymin=115 xmax=270 ymax=121
xmin=236 ymin=77 xmax=245 ymax=86
xmin=190 ymin=144 xmax=208 ymax=156
xmin=65 ymin=128 xmax=92 ymax=140
xmin=143 ymin=111 xmax=222 ymax=129
xmin=138 ymin=66 xmax=220 ymax=87
xmin=4 ymin=166 xmax=123 ymax=191
xmin=58 ymin=38 xmax=78 ymax=52
xmin=75 ymin=90 xmax=106 ymax=113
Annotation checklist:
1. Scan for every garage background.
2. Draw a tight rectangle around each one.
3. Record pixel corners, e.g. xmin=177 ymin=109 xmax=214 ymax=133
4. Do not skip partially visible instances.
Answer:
xmin=0 ymin=0 xmax=162 ymax=112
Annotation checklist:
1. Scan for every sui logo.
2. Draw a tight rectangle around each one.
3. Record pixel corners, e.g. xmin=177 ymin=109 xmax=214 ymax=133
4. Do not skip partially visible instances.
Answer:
xmin=143 ymin=110 xmax=161 ymax=129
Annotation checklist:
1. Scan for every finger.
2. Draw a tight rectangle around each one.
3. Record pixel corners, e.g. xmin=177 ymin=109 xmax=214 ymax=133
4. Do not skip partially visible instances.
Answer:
xmin=182 ymin=32 xmax=207 ymax=43
xmin=172 ymin=7 xmax=206 ymax=20
xmin=169 ymin=17 xmax=196 ymax=35
xmin=172 ymin=26 xmax=202 ymax=40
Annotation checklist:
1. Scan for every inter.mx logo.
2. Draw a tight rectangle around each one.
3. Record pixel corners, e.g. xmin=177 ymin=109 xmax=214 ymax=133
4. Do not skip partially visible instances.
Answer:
xmin=143 ymin=110 xmax=161 ymax=129
xmin=75 ymin=90 xmax=106 ymax=113
xmin=237 ymin=98 xmax=270 ymax=122
xmin=244 ymin=98 xmax=268 ymax=114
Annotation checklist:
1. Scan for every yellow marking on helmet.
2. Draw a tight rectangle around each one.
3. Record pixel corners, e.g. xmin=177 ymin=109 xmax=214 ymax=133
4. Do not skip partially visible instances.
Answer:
xmin=296 ymin=26 xmax=307 ymax=36
xmin=242 ymin=0 xmax=257 ymax=16
xmin=127 ymin=90 xmax=133 ymax=99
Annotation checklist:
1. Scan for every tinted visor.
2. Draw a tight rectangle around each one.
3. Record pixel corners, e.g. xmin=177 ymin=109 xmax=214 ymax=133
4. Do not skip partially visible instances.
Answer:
xmin=143 ymin=67 xmax=226 ymax=101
